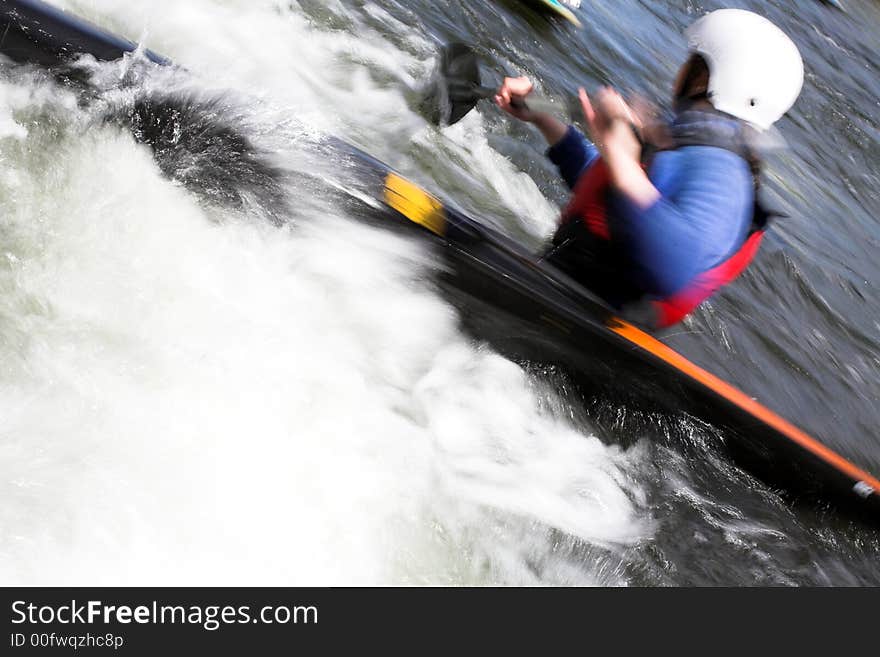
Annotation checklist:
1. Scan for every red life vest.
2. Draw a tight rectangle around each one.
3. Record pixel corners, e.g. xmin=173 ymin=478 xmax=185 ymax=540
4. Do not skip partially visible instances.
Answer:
xmin=560 ymin=157 xmax=768 ymax=328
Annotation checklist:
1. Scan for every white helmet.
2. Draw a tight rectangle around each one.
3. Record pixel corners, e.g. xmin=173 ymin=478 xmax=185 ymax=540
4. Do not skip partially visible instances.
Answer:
xmin=685 ymin=9 xmax=804 ymax=131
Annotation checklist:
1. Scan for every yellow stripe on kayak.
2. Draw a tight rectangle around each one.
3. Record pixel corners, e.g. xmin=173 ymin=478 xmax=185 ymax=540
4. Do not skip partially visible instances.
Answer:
xmin=383 ymin=173 xmax=447 ymax=236
xmin=607 ymin=317 xmax=880 ymax=498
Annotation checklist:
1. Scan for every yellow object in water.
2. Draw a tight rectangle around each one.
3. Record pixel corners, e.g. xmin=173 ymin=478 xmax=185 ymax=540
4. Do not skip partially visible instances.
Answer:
xmin=527 ymin=0 xmax=582 ymax=27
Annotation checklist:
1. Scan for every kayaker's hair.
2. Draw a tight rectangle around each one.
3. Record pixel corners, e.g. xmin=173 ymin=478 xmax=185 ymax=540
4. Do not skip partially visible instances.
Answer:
xmin=675 ymin=54 xmax=710 ymax=103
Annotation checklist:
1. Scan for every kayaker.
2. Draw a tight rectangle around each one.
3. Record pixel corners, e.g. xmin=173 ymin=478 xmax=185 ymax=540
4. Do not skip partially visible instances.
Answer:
xmin=495 ymin=9 xmax=804 ymax=328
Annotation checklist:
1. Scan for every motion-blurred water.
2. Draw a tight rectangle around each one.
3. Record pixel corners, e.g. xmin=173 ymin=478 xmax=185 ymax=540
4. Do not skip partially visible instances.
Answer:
xmin=0 ymin=0 xmax=878 ymax=585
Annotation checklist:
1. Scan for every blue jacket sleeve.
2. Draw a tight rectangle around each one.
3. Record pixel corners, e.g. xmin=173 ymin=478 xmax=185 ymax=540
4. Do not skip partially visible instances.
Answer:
xmin=608 ymin=146 xmax=754 ymax=297
xmin=546 ymin=125 xmax=599 ymax=190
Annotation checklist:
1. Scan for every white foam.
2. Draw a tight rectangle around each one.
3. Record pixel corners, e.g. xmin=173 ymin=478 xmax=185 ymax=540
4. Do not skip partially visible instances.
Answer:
xmin=0 ymin=1 xmax=648 ymax=585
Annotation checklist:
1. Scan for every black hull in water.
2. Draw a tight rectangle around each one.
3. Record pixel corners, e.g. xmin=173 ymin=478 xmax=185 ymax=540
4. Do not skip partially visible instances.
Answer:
xmin=2 ymin=0 xmax=878 ymax=526
xmin=0 ymin=0 xmax=167 ymax=66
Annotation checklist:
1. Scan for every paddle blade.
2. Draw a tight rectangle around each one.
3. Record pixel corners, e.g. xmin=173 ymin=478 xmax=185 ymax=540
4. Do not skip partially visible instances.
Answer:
xmin=419 ymin=42 xmax=485 ymax=126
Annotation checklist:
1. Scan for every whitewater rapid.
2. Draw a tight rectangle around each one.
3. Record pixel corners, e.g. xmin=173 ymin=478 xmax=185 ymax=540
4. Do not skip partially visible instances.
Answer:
xmin=0 ymin=0 xmax=649 ymax=585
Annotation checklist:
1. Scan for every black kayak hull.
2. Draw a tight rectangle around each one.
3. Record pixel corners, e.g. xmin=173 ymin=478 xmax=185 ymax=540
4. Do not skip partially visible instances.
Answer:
xmin=0 ymin=0 xmax=167 ymax=66
xmin=3 ymin=0 xmax=879 ymax=526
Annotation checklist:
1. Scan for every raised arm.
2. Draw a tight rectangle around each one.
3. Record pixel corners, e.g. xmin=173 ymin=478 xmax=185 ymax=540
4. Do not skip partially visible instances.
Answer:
xmin=495 ymin=76 xmax=599 ymax=189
